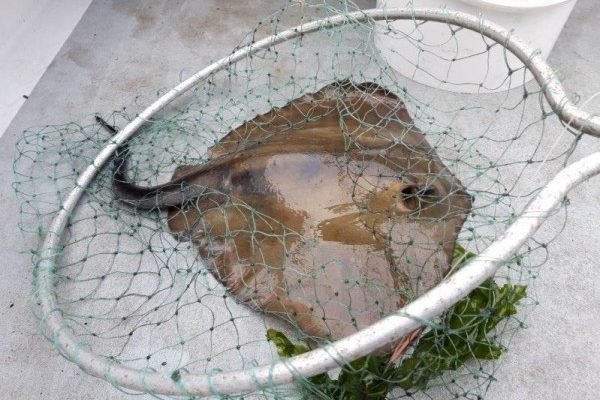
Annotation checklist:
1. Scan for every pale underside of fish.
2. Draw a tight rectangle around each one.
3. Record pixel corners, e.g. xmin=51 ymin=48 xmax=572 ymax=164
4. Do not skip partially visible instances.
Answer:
xmin=112 ymin=81 xmax=472 ymax=349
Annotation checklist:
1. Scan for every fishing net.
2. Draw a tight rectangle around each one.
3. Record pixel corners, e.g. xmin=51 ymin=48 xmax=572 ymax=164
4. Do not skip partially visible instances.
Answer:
xmin=13 ymin=1 xmax=599 ymax=399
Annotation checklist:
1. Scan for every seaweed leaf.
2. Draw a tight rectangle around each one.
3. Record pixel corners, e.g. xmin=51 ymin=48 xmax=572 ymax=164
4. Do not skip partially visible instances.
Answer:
xmin=266 ymin=329 xmax=311 ymax=357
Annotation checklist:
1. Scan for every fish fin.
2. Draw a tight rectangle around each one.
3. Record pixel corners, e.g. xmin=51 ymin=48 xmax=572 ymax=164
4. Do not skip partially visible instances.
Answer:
xmin=171 ymin=164 xmax=201 ymax=180
xmin=389 ymin=327 xmax=423 ymax=363
xmin=344 ymin=82 xmax=413 ymax=127
xmin=167 ymin=203 xmax=199 ymax=240
xmin=337 ymin=82 xmax=433 ymax=152
xmin=167 ymin=192 xmax=231 ymax=239
xmin=261 ymin=295 xmax=331 ymax=338
xmin=208 ymin=81 xmax=352 ymax=159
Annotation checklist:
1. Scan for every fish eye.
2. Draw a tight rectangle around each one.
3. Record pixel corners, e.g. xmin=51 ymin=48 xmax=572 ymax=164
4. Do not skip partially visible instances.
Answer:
xmin=400 ymin=185 xmax=438 ymax=211
xmin=400 ymin=185 xmax=420 ymax=211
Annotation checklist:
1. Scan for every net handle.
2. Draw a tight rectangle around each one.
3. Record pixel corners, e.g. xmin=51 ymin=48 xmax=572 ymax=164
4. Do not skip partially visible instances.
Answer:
xmin=34 ymin=8 xmax=600 ymax=396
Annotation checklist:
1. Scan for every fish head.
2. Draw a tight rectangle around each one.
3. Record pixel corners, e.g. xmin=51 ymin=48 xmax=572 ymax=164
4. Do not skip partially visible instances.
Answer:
xmin=349 ymin=129 xmax=472 ymax=299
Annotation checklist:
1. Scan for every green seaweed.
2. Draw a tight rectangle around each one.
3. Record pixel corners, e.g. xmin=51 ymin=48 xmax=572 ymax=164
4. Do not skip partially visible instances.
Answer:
xmin=266 ymin=245 xmax=527 ymax=399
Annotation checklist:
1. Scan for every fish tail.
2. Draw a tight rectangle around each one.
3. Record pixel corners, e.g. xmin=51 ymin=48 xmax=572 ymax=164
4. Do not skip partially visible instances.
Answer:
xmin=97 ymin=116 xmax=227 ymax=210
xmin=96 ymin=116 xmax=175 ymax=209
xmin=94 ymin=116 xmax=132 ymax=188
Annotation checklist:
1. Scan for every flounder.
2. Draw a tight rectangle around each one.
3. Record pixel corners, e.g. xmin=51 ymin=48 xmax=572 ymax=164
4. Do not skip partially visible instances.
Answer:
xmin=112 ymin=81 xmax=472 ymax=346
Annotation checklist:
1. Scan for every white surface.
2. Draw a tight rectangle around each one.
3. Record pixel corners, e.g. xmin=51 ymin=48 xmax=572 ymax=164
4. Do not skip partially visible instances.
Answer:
xmin=0 ymin=0 xmax=38 ymax=40
xmin=0 ymin=0 xmax=92 ymax=138
xmin=374 ymin=0 xmax=577 ymax=92
xmin=459 ymin=0 xmax=574 ymax=12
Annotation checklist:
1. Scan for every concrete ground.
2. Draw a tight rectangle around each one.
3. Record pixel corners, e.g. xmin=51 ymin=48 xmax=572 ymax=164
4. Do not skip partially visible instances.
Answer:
xmin=1 ymin=1 xmax=599 ymax=399
xmin=0 ymin=0 xmax=93 ymax=138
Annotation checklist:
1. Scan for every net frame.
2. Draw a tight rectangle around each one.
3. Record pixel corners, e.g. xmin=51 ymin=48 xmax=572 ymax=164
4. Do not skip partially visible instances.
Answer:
xmin=31 ymin=7 xmax=600 ymax=397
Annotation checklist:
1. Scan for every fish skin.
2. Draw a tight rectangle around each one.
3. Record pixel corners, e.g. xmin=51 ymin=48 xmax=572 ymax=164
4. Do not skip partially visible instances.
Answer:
xmin=113 ymin=81 xmax=472 ymax=345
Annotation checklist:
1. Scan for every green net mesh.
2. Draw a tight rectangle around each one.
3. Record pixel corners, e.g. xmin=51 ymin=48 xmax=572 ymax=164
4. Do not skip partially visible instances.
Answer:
xmin=13 ymin=1 xmax=584 ymax=399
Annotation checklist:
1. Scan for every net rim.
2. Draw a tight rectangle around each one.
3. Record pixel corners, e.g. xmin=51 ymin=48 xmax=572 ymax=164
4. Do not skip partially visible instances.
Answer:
xmin=33 ymin=7 xmax=600 ymax=396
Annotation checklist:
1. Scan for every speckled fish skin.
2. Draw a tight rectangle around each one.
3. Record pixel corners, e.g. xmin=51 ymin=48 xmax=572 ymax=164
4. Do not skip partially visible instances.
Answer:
xmin=115 ymin=81 xmax=472 ymax=343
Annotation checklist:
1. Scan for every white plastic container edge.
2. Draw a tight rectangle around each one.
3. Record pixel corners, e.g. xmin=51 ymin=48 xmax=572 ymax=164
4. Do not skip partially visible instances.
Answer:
xmin=459 ymin=0 xmax=575 ymax=12
xmin=375 ymin=0 xmax=579 ymax=92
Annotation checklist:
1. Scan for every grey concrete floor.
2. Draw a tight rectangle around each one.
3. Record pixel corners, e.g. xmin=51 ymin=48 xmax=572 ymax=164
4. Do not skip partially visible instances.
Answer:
xmin=1 ymin=1 xmax=599 ymax=399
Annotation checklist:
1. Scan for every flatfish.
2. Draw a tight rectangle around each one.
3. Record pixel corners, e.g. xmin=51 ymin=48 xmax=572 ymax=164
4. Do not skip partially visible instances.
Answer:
xmin=112 ymin=81 xmax=472 ymax=343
